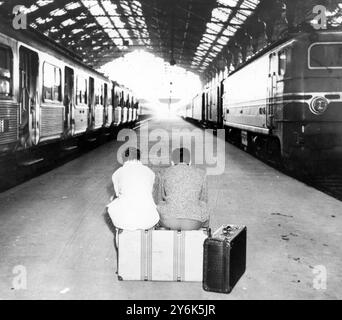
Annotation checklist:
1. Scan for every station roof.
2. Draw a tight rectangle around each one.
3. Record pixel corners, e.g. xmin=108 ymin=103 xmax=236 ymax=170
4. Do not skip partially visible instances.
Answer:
xmin=0 ymin=0 xmax=259 ymax=71
xmin=0 ymin=0 xmax=341 ymax=76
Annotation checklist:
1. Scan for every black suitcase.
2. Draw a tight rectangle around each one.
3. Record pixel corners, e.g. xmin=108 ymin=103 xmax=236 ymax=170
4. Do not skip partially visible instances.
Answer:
xmin=203 ymin=225 xmax=247 ymax=293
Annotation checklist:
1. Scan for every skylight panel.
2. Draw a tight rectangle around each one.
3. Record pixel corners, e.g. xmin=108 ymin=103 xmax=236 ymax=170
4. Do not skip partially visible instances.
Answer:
xmin=213 ymin=44 xmax=223 ymax=52
xmin=192 ymin=0 xmax=261 ymax=71
xmin=65 ymin=2 xmax=81 ymax=10
xmin=25 ymin=5 xmax=39 ymax=14
xmin=111 ymin=16 xmax=125 ymax=29
xmin=105 ymin=28 xmax=121 ymax=39
xmin=85 ymin=22 xmax=96 ymax=28
xmin=49 ymin=26 xmax=59 ymax=33
xmin=217 ymin=37 xmax=228 ymax=45
xmin=206 ymin=22 xmax=222 ymax=33
xmin=119 ymin=0 xmax=150 ymax=46
xmin=72 ymin=29 xmax=83 ymax=34
xmin=50 ymin=8 xmax=67 ymax=16
xmin=204 ymin=33 xmax=217 ymax=41
xmin=97 ymin=17 xmax=112 ymax=28
xmin=36 ymin=17 xmax=53 ymax=24
xmin=36 ymin=0 xmax=54 ymax=7
xmin=61 ymin=19 xmax=76 ymax=27
xmin=231 ymin=17 xmax=243 ymax=25
xmin=102 ymin=0 xmax=117 ymax=12
xmin=243 ymin=0 xmax=259 ymax=9
xmin=76 ymin=15 xmax=87 ymax=21
xmin=218 ymin=0 xmax=239 ymax=6
xmin=212 ymin=8 xmax=229 ymax=22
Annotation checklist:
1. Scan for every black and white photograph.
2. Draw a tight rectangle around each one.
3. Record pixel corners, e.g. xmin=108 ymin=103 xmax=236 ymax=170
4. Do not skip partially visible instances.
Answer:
xmin=0 ymin=0 xmax=341 ymax=305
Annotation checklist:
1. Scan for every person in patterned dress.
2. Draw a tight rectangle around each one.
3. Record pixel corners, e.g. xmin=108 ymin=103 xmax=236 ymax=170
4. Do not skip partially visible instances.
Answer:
xmin=156 ymin=148 xmax=209 ymax=230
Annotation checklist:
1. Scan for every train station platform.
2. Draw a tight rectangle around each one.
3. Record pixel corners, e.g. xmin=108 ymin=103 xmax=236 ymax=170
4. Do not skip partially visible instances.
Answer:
xmin=0 ymin=117 xmax=341 ymax=300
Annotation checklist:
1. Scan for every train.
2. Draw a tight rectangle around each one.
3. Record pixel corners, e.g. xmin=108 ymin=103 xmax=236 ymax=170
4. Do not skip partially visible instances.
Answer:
xmin=184 ymin=30 xmax=342 ymax=169
xmin=0 ymin=19 xmax=139 ymax=162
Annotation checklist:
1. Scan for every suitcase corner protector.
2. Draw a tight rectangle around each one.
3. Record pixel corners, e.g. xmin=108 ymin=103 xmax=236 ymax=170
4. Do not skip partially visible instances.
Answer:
xmin=118 ymin=275 xmax=123 ymax=281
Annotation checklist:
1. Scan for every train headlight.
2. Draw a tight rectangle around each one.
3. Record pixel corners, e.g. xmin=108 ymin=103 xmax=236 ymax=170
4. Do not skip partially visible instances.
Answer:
xmin=310 ymin=97 xmax=329 ymax=115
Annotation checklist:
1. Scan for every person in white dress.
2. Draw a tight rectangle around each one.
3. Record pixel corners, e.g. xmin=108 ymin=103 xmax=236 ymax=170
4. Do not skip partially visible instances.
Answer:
xmin=107 ymin=147 xmax=159 ymax=230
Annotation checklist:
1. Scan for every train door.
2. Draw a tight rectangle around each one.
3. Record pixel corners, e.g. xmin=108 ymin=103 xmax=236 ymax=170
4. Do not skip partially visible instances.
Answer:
xmin=217 ymin=82 xmax=224 ymax=128
xmin=19 ymin=46 xmax=39 ymax=146
xmin=267 ymin=52 xmax=277 ymax=129
xmin=103 ymin=83 xmax=108 ymax=125
xmin=205 ymin=91 xmax=209 ymax=122
xmin=201 ymin=92 xmax=205 ymax=122
xmin=88 ymin=76 xmax=94 ymax=128
xmin=64 ymin=66 xmax=74 ymax=135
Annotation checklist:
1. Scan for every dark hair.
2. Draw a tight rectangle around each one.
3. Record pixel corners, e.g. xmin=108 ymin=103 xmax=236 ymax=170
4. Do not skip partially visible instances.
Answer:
xmin=124 ymin=147 xmax=141 ymax=161
xmin=172 ymin=147 xmax=190 ymax=164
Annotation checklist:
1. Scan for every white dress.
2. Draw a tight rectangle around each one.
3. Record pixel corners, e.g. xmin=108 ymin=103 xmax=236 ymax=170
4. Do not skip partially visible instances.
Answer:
xmin=107 ymin=160 xmax=160 ymax=230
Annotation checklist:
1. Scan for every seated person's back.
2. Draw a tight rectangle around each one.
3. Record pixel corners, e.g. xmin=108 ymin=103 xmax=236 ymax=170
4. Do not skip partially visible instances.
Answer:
xmin=107 ymin=147 xmax=159 ymax=230
xmin=157 ymin=148 xmax=209 ymax=230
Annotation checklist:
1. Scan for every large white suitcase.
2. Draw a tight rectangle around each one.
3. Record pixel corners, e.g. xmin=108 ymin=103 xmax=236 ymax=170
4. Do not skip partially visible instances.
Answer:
xmin=117 ymin=229 xmax=208 ymax=281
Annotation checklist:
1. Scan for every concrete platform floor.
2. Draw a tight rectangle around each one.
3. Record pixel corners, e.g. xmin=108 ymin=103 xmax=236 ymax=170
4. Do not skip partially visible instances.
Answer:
xmin=0 ymin=117 xmax=341 ymax=300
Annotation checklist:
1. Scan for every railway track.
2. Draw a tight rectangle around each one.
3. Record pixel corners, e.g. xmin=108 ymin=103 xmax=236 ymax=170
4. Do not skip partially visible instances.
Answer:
xmin=299 ymin=172 xmax=342 ymax=202
xmin=249 ymin=146 xmax=342 ymax=202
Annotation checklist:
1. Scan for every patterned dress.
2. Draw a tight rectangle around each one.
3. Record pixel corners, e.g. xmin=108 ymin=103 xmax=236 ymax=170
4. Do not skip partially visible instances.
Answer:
xmin=156 ymin=164 xmax=209 ymax=222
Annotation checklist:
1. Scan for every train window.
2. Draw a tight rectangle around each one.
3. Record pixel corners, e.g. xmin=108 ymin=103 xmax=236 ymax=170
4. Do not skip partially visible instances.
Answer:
xmin=309 ymin=43 xmax=342 ymax=69
xmin=43 ymin=62 xmax=61 ymax=102
xmin=76 ymin=76 xmax=87 ymax=105
xmin=0 ymin=45 xmax=13 ymax=97
xmin=278 ymin=50 xmax=287 ymax=76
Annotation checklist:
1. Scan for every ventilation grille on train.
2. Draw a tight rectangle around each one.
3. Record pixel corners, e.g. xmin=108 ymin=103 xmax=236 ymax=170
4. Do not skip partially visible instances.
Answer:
xmin=0 ymin=101 xmax=18 ymax=145
xmin=40 ymin=106 xmax=64 ymax=138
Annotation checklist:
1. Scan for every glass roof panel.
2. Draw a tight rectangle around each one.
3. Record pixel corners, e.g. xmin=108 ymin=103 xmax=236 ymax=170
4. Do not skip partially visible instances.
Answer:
xmin=61 ymin=19 xmax=76 ymax=27
xmin=50 ymin=8 xmax=67 ymax=17
xmin=192 ymin=0 xmax=260 ymax=71
xmin=36 ymin=0 xmax=54 ymax=7
xmin=65 ymin=2 xmax=81 ymax=10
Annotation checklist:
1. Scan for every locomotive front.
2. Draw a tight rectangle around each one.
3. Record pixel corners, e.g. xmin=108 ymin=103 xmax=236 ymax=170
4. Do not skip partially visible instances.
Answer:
xmin=284 ymin=31 xmax=342 ymax=164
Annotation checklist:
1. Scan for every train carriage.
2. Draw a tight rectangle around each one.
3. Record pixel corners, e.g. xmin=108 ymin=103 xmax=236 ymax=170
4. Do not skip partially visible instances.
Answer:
xmin=0 ymin=32 xmax=19 ymax=153
xmin=0 ymin=20 xmax=138 ymax=159
xmin=222 ymin=31 xmax=342 ymax=163
xmin=186 ymin=30 xmax=342 ymax=167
